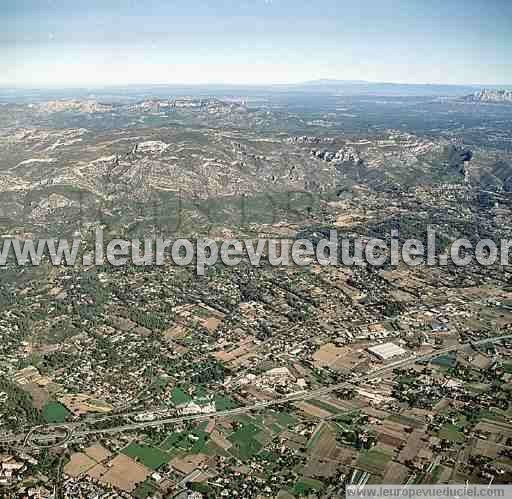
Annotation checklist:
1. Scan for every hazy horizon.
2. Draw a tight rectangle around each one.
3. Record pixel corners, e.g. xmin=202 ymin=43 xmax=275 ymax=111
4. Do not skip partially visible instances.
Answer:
xmin=2 ymin=79 xmax=512 ymax=91
xmin=3 ymin=0 xmax=511 ymax=87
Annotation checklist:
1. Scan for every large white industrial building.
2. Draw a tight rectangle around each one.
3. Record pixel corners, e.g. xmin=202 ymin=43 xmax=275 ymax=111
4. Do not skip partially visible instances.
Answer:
xmin=367 ymin=342 xmax=407 ymax=361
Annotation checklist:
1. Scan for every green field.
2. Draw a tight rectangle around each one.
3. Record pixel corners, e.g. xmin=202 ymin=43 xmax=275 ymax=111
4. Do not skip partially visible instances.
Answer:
xmin=273 ymin=411 xmax=298 ymax=428
xmin=309 ymin=399 xmax=341 ymax=414
xmin=465 ymin=383 xmax=490 ymax=394
xmin=228 ymin=422 xmax=263 ymax=460
xmin=189 ymin=429 xmax=208 ymax=453
xmin=170 ymin=387 xmax=192 ymax=405
xmin=271 ymin=422 xmax=284 ymax=434
xmin=122 ymin=443 xmax=171 ymax=470
xmin=232 ymin=414 xmax=254 ymax=425
xmin=333 ymin=411 xmax=360 ymax=425
xmin=438 ymin=423 xmax=465 ymax=443
xmin=387 ymin=414 xmax=425 ymax=429
xmin=306 ymin=425 xmax=326 ymax=451
xmin=159 ymin=427 xmax=208 ymax=454
xmin=230 ymin=437 xmax=263 ymax=460
xmin=230 ymin=422 xmax=260 ymax=441
xmin=203 ymin=439 xmax=229 ymax=457
xmin=292 ymin=477 xmax=324 ymax=496
xmin=357 ymin=448 xmax=393 ymax=474
xmin=214 ymin=395 xmax=237 ymax=411
xmin=502 ymin=362 xmax=512 ymax=374
xmin=41 ymin=401 xmax=70 ymax=423
xmin=431 ymin=464 xmax=448 ymax=483
xmin=160 ymin=432 xmax=184 ymax=451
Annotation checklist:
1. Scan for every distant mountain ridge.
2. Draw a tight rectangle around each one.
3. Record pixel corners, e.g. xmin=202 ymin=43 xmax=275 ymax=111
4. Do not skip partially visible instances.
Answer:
xmin=2 ymin=80 xmax=512 ymax=104
xmin=463 ymin=89 xmax=512 ymax=104
xmin=299 ymin=79 xmax=370 ymax=85
xmin=288 ymin=79 xmax=478 ymax=96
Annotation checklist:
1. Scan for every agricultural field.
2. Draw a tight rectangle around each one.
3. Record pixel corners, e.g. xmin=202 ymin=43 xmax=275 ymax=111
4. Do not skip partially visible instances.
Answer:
xmin=228 ymin=421 xmax=264 ymax=460
xmin=292 ymin=477 xmax=324 ymax=496
xmin=160 ymin=423 xmax=209 ymax=455
xmin=437 ymin=424 xmax=465 ymax=443
xmin=121 ymin=443 xmax=172 ymax=470
xmin=41 ymin=401 xmax=71 ymax=423
xmin=170 ymin=387 xmax=192 ymax=405
xmin=356 ymin=448 xmax=394 ymax=475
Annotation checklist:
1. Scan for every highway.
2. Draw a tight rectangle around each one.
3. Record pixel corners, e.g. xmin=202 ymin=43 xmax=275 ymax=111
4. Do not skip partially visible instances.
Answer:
xmin=2 ymin=333 xmax=511 ymax=449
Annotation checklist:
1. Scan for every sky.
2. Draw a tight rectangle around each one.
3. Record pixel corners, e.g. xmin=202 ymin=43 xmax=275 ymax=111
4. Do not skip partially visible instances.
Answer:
xmin=1 ymin=0 xmax=511 ymax=87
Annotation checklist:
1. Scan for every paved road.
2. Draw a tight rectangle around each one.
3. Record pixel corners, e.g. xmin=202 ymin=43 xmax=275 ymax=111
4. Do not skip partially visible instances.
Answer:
xmin=3 ymin=334 xmax=511 ymax=449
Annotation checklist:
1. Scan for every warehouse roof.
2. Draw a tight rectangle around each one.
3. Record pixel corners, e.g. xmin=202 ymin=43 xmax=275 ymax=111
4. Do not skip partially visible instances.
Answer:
xmin=368 ymin=342 xmax=407 ymax=360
